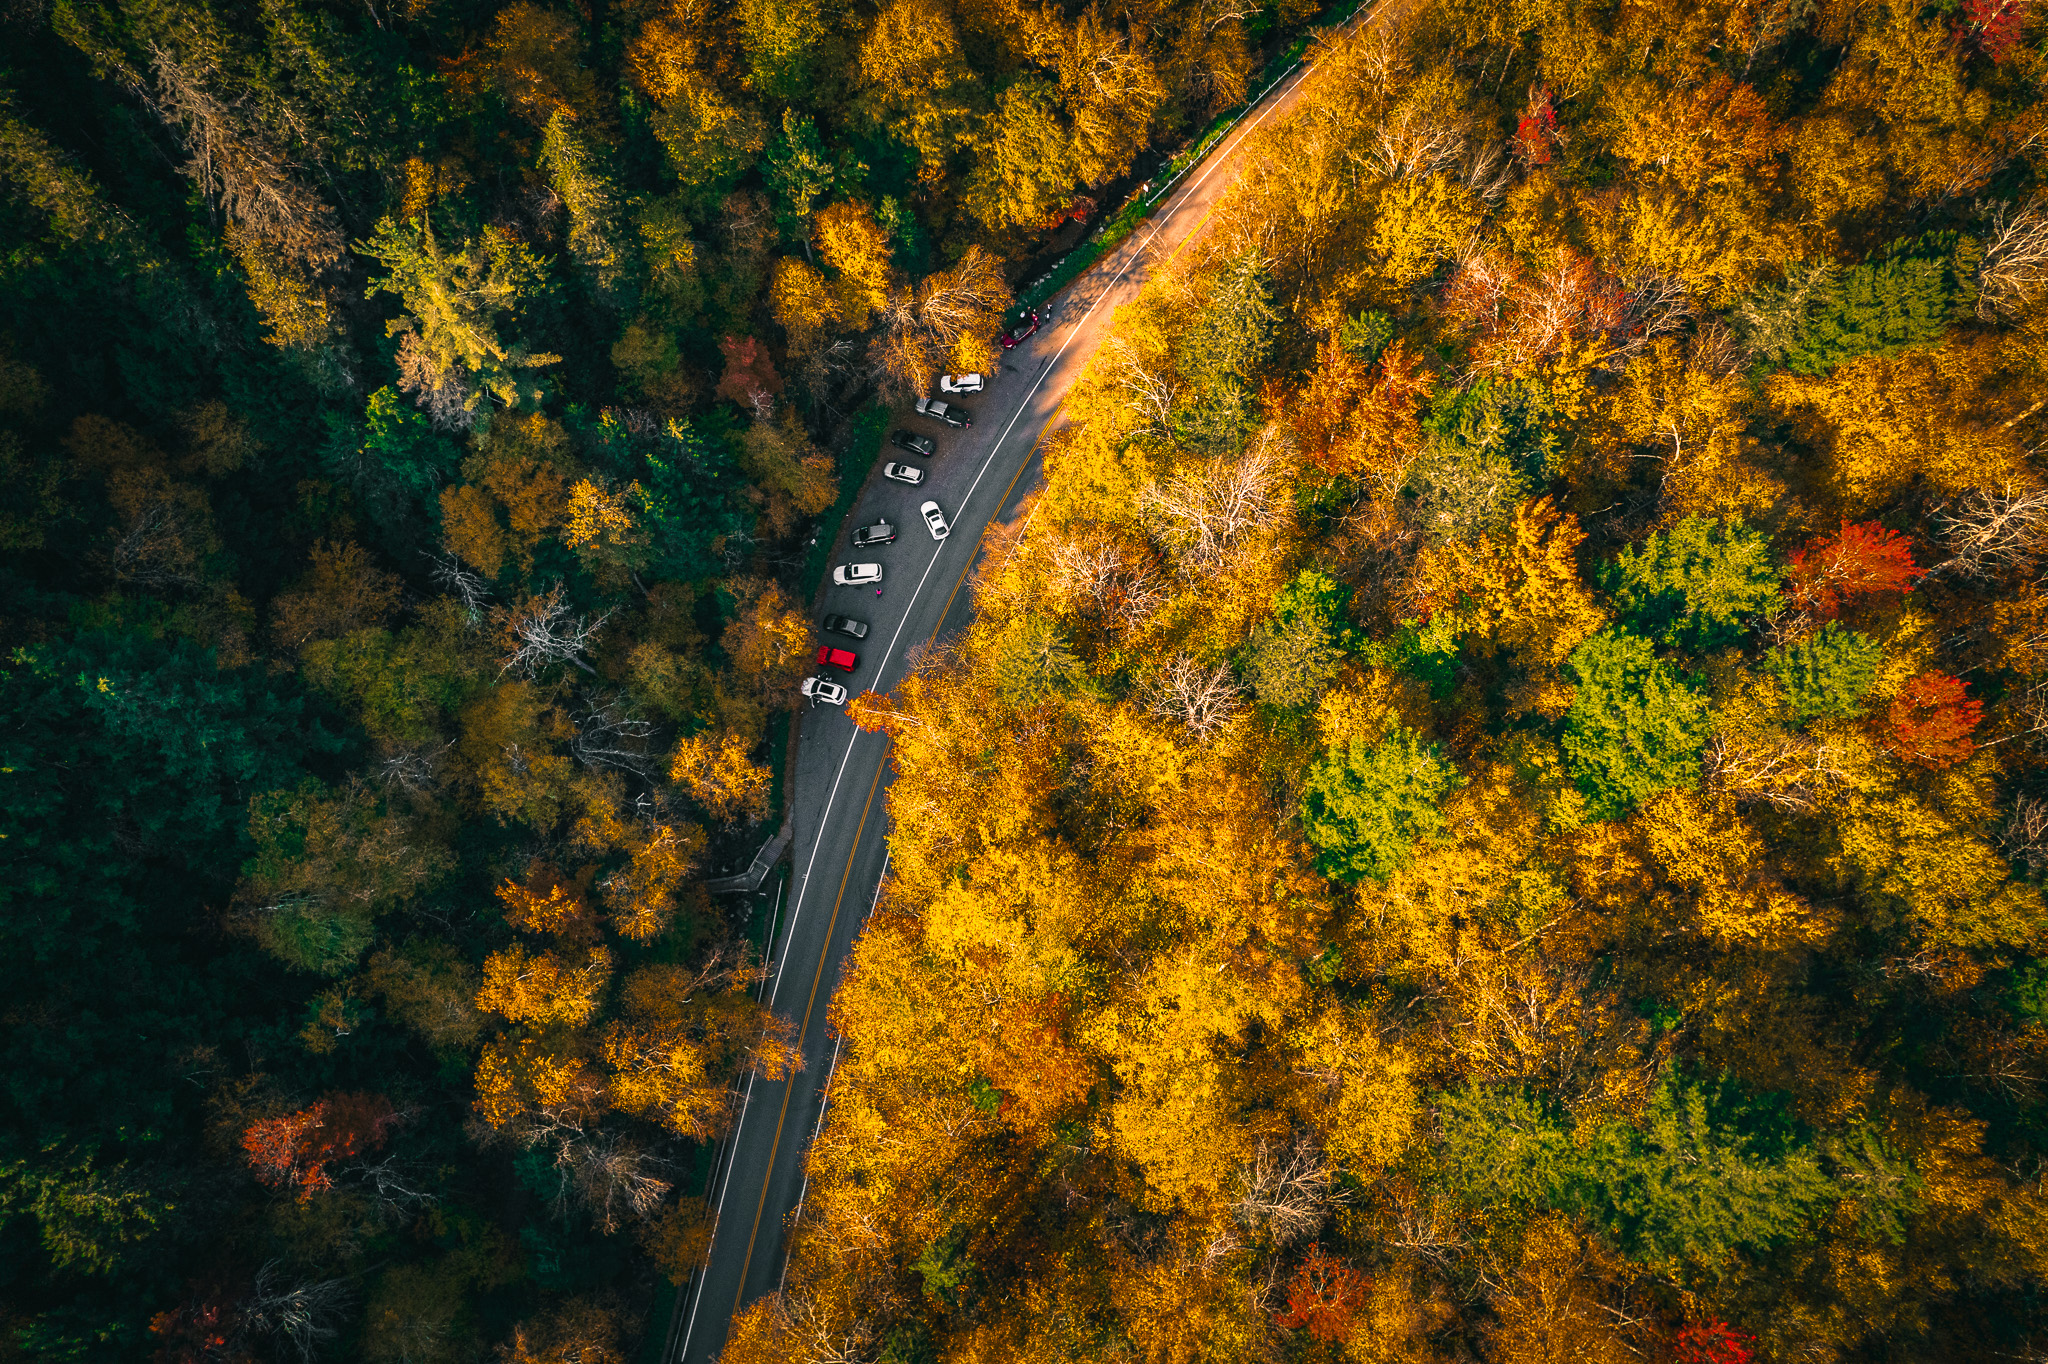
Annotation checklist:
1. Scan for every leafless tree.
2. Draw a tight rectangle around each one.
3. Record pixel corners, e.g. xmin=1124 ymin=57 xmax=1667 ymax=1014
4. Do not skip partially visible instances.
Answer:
xmin=1144 ymin=653 xmax=1243 ymax=738
xmin=560 ymin=1133 xmax=675 ymax=1235
xmin=1999 ymin=795 xmax=2048 ymax=874
xmin=571 ymin=695 xmax=662 ymax=776
xmin=1099 ymin=333 xmax=1178 ymax=436
xmin=1369 ymin=104 xmax=1468 ymax=181
xmin=426 ymin=551 xmax=491 ymax=622
xmin=495 ymin=583 xmax=613 ymax=677
xmin=1044 ymin=535 xmax=1168 ymax=632
xmin=1927 ymin=484 xmax=2048 ymax=582
xmin=351 ymin=1152 xmax=439 ymax=1219
xmin=1979 ymin=197 xmax=2048 ymax=319
xmin=1140 ymin=431 xmax=1286 ymax=576
xmin=376 ymin=741 xmax=453 ymax=795
xmin=244 ymin=1263 xmax=352 ymax=1364
xmin=147 ymin=48 xmax=344 ymax=270
xmin=872 ymin=246 xmax=1010 ymax=402
xmin=1226 ymin=1137 xmax=1343 ymax=1253
xmin=105 ymin=495 xmax=208 ymax=590
xmin=1704 ymin=730 xmax=1852 ymax=814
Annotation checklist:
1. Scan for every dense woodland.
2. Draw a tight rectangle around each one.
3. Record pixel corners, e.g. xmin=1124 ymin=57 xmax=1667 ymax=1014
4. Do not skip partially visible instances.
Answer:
xmin=730 ymin=2 xmax=2048 ymax=1362
xmin=0 ymin=0 xmax=1298 ymax=1353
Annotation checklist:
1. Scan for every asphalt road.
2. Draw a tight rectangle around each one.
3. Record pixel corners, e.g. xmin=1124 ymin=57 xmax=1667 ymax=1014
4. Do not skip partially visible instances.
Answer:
xmin=663 ymin=15 xmax=1376 ymax=1359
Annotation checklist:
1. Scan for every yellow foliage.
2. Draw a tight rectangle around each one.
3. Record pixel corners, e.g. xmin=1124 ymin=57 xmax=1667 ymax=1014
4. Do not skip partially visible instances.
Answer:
xmin=472 ymin=1034 xmax=599 ymax=1130
xmin=814 ymin=201 xmax=893 ymax=332
xmin=1768 ymin=342 xmax=2038 ymax=519
xmin=1413 ymin=497 xmax=1607 ymax=716
xmin=668 ymin=729 xmax=772 ymax=825
xmin=1285 ymin=1004 xmax=1419 ymax=1170
xmin=769 ymin=256 xmax=837 ymax=355
xmin=476 ymin=944 xmax=612 ymax=1026
xmin=564 ymin=477 xmax=640 ymax=549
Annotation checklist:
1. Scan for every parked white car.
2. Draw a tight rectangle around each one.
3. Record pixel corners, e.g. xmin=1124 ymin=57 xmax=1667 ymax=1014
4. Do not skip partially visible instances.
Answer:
xmin=833 ymin=562 xmax=883 ymax=586
xmin=800 ymin=676 xmax=847 ymax=705
xmin=882 ymin=461 xmax=925 ymax=485
xmin=938 ymin=373 xmax=984 ymax=394
xmin=920 ymin=500 xmax=951 ymax=541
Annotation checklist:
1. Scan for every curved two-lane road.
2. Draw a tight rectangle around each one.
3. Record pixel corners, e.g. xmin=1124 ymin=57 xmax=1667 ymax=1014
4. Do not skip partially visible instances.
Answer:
xmin=665 ymin=12 xmax=1383 ymax=1358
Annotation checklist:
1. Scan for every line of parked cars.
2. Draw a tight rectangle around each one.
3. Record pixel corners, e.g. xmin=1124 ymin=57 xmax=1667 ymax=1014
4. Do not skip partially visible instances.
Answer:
xmin=805 ymin=357 xmax=1019 ymax=705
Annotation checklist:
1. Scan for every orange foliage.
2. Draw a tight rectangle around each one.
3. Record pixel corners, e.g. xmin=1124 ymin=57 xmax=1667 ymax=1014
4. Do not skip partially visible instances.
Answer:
xmin=976 ymin=994 xmax=1096 ymax=1129
xmin=496 ymin=862 xmax=598 ymax=939
xmin=1788 ymin=521 xmax=1924 ymax=619
xmin=241 ymin=1092 xmax=398 ymax=1200
xmin=1273 ymin=1248 xmax=1369 ymax=1342
xmin=1285 ymin=338 xmax=1432 ymax=482
xmin=1886 ymin=672 xmax=1983 ymax=769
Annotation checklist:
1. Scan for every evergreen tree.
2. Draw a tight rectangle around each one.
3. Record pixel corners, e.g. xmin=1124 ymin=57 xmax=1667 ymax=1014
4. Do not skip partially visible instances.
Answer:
xmin=1561 ymin=630 xmax=1711 ymax=820
xmin=1760 ymin=623 xmax=1882 ymax=721
xmin=1300 ymin=727 xmax=1460 ymax=883
xmin=1600 ymin=516 xmax=1780 ymax=654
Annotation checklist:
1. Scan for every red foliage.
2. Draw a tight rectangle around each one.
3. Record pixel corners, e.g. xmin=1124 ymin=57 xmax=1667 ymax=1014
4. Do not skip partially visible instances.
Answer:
xmin=150 ymin=1290 xmax=253 ymax=1364
xmin=1787 ymin=521 xmax=1924 ymax=619
xmin=1039 ymin=195 xmax=1096 ymax=230
xmin=1673 ymin=1320 xmax=1756 ymax=1364
xmin=1887 ymin=672 xmax=1984 ymax=769
xmin=242 ymin=1092 xmax=399 ymax=1200
xmin=1273 ymin=1248 xmax=1370 ymax=1343
xmin=1514 ymin=84 xmax=1559 ymax=164
xmin=714 ymin=334 xmax=785 ymax=410
xmin=1958 ymin=0 xmax=2031 ymax=61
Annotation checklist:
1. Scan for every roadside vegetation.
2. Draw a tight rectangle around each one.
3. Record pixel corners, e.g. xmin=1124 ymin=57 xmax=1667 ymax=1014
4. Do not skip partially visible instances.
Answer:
xmin=752 ymin=2 xmax=2048 ymax=1361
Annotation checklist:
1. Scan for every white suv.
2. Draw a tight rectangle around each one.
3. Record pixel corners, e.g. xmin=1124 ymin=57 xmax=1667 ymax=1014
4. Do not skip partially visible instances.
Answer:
xmin=800 ymin=676 xmax=847 ymax=705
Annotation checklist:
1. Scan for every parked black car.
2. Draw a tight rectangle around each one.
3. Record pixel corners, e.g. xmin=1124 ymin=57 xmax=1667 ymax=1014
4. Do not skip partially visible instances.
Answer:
xmin=851 ymin=521 xmax=897 ymax=548
xmin=890 ymin=430 xmax=937 ymax=456
xmin=823 ymin=614 xmax=870 ymax=641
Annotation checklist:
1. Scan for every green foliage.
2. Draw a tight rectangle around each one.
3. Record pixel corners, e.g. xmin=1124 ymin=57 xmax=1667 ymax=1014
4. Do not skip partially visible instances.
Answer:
xmin=1406 ymin=380 xmax=1551 ymax=544
xmin=1599 ymin=516 xmax=1780 ymax=653
xmin=1758 ymin=234 xmax=1982 ymax=377
xmin=1338 ymin=309 xmax=1393 ymax=362
xmin=1363 ymin=616 xmax=1460 ymax=698
xmin=1435 ymin=1084 xmax=1582 ymax=1208
xmin=1760 ymin=622 xmax=1883 ymax=720
xmin=1440 ymin=1072 xmax=1840 ymax=1268
xmin=0 ymin=1146 xmax=167 ymax=1276
xmin=360 ymin=386 xmax=461 ymax=500
xmin=1247 ymin=569 xmax=1356 ymax=708
xmin=1581 ymin=1070 xmax=1836 ymax=1266
xmin=299 ymin=617 xmax=485 ymax=746
xmin=1561 ymin=630 xmax=1711 ymax=820
xmin=594 ymin=412 xmax=742 ymax=580
xmin=1300 ymin=728 xmax=1461 ymax=883
xmin=764 ymin=110 xmax=859 ymax=235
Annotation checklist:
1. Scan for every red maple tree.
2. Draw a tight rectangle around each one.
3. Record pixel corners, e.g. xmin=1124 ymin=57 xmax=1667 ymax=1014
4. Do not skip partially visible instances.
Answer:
xmin=1273 ymin=1248 xmax=1370 ymax=1343
xmin=1673 ymin=1319 xmax=1756 ymax=1364
xmin=1514 ymin=85 xmax=1560 ymax=164
xmin=1787 ymin=521 xmax=1924 ymax=619
xmin=1886 ymin=672 xmax=1983 ymax=769
xmin=242 ymin=1092 xmax=399 ymax=1200
xmin=1957 ymin=0 xmax=2031 ymax=61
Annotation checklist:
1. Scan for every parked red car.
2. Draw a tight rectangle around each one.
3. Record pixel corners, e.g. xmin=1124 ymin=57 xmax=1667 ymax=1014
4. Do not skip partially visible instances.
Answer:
xmin=817 ymin=645 xmax=859 ymax=673
xmin=999 ymin=309 xmax=1040 ymax=349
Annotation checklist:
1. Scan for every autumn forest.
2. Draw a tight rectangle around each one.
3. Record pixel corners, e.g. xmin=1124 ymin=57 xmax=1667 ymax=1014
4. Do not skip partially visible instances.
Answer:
xmin=2 ymin=0 xmax=2047 ymax=1359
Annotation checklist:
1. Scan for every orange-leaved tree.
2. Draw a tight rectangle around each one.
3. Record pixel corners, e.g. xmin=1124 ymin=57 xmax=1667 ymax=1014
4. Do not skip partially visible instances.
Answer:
xmin=242 ymin=1093 xmax=399 ymax=1199
xmin=1788 ymin=521 xmax=1923 ymax=619
xmin=1273 ymin=1247 xmax=1369 ymax=1342
xmin=1886 ymin=672 xmax=1983 ymax=768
